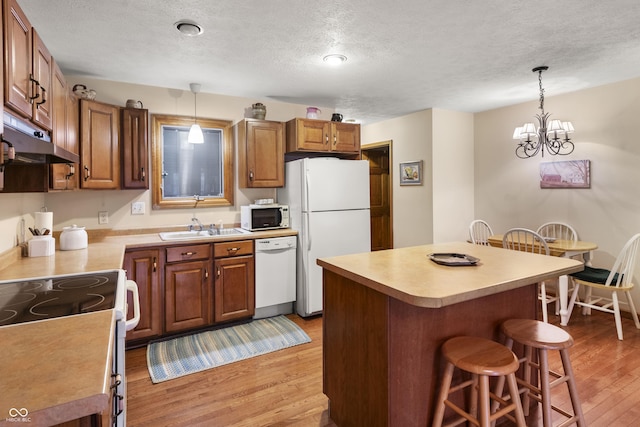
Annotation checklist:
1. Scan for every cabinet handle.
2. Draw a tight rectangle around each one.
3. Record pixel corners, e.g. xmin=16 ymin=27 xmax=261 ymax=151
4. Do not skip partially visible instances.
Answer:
xmin=83 ymin=166 xmax=90 ymax=181
xmin=216 ymin=266 xmax=221 ymax=279
xmin=249 ymin=170 xmax=254 ymax=181
xmin=65 ymin=164 xmax=75 ymax=180
xmin=227 ymin=247 xmax=240 ymax=255
xmin=181 ymin=251 xmax=196 ymax=257
xmin=140 ymin=167 xmax=145 ymax=181
xmin=36 ymin=87 xmax=46 ymax=107
xmin=333 ymin=134 xmax=337 ymax=146
xmin=325 ymin=133 xmax=329 ymax=144
xmin=152 ymin=257 xmax=157 ymax=272
xmin=205 ymin=268 xmax=209 ymax=279
xmin=29 ymin=75 xmax=39 ymax=103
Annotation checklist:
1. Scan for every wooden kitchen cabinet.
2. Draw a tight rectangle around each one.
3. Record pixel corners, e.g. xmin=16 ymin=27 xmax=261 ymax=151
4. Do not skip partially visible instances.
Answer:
xmin=80 ymin=99 xmax=120 ymax=189
xmin=164 ymin=243 xmax=213 ymax=333
xmin=235 ymin=119 xmax=284 ymax=188
xmin=120 ymin=107 xmax=149 ymax=189
xmin=3 ymin=0 xmax=52 ymax=130
xmin=50 ymin=60 xmax=79 ymax=190
xmin=214 ymin=240 xmax=255 ymax=323
xmin=31 ymin=29 xmax=53 ymax=130
xmin=285 ymin=118 xmax=360 ymax=156
xmin=123 ymin=248 xmax=162 ymax=343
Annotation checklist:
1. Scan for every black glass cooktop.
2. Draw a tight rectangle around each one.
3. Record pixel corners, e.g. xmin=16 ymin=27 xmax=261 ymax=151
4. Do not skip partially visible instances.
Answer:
xmin=0 ymin=271 xmax=118 ymax=327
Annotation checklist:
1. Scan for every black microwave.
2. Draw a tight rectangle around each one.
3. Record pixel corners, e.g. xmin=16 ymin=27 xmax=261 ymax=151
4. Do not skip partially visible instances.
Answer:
xmin=240 ymin=204 xmax=290 ymax=231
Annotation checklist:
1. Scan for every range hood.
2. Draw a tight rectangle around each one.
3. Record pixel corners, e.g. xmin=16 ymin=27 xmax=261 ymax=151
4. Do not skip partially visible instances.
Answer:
xmin=1 ymin=113 xmax=79 ymax=165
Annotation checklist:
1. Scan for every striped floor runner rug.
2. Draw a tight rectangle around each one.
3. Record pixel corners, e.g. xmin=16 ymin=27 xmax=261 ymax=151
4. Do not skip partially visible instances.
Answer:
xmin=147 ymin=315 xmax=311 ymax=383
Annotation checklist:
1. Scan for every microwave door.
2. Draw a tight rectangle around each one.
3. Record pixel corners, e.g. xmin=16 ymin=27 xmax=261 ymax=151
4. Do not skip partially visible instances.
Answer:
xmin=252 ymin=208 xmax=280 ymax=228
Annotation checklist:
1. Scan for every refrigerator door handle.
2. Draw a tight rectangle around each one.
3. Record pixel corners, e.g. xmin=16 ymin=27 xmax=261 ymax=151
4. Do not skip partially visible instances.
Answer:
xmin=305 ymin=169 xmax=311 ymax=250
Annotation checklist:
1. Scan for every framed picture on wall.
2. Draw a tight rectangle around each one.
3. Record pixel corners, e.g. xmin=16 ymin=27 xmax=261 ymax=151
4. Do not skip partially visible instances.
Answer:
xmin=400 ymin=160 xmax=423 ymax=186
xmin=540 ymin=160 xmax=591 ymax=189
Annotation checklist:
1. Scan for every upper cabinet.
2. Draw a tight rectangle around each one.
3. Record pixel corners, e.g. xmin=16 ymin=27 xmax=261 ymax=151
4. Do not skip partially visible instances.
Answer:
xmin=121 ymin=107 xmax=149 ymax=189
xmin=285 ymin=118 xmax=360 ymax=157
xmin=235 ymin=119 xmax=284 ymax=188
xmin=3 ymin=0 xmax=52 ymax=130
xmin=50 ymin=59 xmax=79 ymax=190
xmin=80 ymin=99 xmax=120 ymax=189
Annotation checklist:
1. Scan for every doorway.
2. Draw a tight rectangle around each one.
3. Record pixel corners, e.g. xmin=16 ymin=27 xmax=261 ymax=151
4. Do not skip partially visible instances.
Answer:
xmin=362 ymin=141 xmax=393 ymax=251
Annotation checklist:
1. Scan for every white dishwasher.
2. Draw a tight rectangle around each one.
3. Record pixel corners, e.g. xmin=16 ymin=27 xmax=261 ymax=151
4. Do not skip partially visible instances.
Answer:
xmin=254 ymin=236 xmax=297 ymax=319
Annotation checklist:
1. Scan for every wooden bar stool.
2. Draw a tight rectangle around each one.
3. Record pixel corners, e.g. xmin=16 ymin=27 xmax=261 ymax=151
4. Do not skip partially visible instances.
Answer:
xmin=432 ymin=336 xmax=526 ymax=427
xmin=500 ymin=318 xmax=586 ymax=427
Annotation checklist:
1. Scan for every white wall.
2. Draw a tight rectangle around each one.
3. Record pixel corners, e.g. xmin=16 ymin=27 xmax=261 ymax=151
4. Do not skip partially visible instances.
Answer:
xmin=362 ymin=110 xmax=433 ymax=247
xmin=361 ymin=108 xmax=474 ymax=248
xmin=0 ymin=194 xmax=44 ymax=252
xmin=475 ymin=77 xmax=640 ymax=305
xmin=431 ymin=109 xmax=474 ymax=243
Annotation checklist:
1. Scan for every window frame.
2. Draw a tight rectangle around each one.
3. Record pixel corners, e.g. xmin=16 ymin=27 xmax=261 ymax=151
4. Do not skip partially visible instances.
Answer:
xmin=151 ymin=114 xmax=234 ymax=209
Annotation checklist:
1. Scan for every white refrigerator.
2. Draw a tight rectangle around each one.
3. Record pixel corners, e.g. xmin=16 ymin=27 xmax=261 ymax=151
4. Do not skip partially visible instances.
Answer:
xmin=277 ymin=157 xmax=371 ymax=317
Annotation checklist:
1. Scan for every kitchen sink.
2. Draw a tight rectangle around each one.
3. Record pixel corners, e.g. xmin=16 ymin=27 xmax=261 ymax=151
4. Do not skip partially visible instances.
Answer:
xmin=158 ymin=228 xmax=250 ymax=241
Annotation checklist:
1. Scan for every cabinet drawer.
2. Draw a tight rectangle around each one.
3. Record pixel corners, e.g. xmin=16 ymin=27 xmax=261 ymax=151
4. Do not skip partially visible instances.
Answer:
xmin=214 ymin=240 xmax=253 ymax=258
xmin=166 ymin=244 xmax=211 ymax=263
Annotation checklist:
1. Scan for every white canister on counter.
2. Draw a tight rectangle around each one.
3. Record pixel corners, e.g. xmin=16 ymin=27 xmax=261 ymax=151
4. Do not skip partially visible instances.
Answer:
xmin=60 ymin=225 xmax=88 ymax=250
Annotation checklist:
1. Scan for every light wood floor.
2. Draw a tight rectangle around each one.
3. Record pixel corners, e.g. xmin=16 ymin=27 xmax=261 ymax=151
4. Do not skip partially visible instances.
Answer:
xmin=125 ymin=310 xmax=640 ymax=426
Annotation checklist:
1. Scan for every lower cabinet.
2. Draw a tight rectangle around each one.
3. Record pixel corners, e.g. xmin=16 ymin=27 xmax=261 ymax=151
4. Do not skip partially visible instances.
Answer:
xmin=124 ymin=239 xmax=256 ymax=345
xmin=123 ymin=248 xmax=162 ymax=342
xmin=165 ymin=259 xmax=213 ymax=333
xmin=164 ymin=243 xmax=213 ymax=333
xmin=214 ymin=240 xmax=255 ymax=323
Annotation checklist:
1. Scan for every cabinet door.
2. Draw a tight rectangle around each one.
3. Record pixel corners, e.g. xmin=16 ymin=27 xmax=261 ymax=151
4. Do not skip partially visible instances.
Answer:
xmin=3 ymin=0 xmax=32 ymax=118
xmin=50 ymin=61 xmax=78 ymax=191
xmin=121 ymin=108 xmax=149 ymax=189
xmin=123 ymin=248 xmax=162 ymax=343
xmin=286 ymin=118 xmax=330 ymax=152
xmin=238 ymin=119 xmax=284 ymax=188
xmin=214 ymin=255 xmax=255 ymax=323
xmin=80 ymin=100 xmax=120 ymax=189
xmin=51 ymin=60 xmax=67 ymax=149
xmin=31 ymin=29 xmax=53 ymax=131
xmin=165 ymin=260 xmax=212 ymax=333
xmin=331 ymin=122 xmax=361 ymax=153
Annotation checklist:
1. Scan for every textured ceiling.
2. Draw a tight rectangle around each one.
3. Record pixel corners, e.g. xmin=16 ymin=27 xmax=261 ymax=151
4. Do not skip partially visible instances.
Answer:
xmin=17 ymin=0 xmax=640 ymax=124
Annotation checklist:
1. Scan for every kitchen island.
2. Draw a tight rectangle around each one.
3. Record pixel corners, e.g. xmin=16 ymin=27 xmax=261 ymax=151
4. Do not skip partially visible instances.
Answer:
xmin=317 ymin=242 xmax=583 ymax=427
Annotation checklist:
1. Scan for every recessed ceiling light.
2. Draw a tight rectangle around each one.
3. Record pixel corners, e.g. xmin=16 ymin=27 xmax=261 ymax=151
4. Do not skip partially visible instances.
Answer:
xmin=175 ymin=20 xmax=203 ymax=36
xmin=323 ymin=54 xmax=347 ymax=65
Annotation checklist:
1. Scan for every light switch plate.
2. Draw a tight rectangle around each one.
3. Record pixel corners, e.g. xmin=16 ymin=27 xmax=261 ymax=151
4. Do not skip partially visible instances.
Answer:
xmin=131 ymin=202 xmax=145 ymax=215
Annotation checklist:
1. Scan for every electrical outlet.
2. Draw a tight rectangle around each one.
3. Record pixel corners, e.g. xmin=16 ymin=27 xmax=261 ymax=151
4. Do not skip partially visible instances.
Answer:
xmin=98 ymin=211 xmax=109 ymax=224
xmin=131 ymin=201 xmax=145 ymax=215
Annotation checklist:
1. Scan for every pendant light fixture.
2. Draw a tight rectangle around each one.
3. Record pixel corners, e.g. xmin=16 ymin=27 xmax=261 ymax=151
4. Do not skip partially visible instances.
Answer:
xmin=512 ymin=66 xmax=575 ymax=158
xmin=188 ymin=83 xmax=204 ymax=144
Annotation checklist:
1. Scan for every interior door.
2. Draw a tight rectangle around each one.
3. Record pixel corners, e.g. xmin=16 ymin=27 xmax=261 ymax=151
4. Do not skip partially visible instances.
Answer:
xmin=362 ymin=142 xmax=393 ymax=251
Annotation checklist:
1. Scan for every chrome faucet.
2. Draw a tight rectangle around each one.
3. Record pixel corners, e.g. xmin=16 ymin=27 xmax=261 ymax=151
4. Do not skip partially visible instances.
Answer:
xmin=189 ymin=215 xmax=204 ymax=232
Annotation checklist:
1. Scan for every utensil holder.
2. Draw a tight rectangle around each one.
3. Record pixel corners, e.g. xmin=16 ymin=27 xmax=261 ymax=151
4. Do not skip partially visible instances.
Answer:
xmin=28 ymin=236 xmax=55 ymax=257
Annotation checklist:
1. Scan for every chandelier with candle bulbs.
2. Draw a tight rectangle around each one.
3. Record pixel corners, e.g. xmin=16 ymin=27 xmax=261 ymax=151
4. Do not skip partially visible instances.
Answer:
xmin=513 ymin=66 xmax=575 ymax=159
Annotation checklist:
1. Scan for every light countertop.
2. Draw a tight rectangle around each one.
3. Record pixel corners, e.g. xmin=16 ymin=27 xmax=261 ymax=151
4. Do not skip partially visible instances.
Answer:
xmin=0 ymin=310 xmax=115 ymax=427
xmin=0 ymin=228 xmax=297 ymax=281
xmin=317 ymin=241 xmax=584 ymax=308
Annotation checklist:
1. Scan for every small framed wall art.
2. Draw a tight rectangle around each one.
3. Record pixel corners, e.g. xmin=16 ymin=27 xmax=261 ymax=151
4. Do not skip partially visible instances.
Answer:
xmin=400 ymin=160 xmax=423 ymax=186
xmin=540 ymin=159 xmax=590 ymax=189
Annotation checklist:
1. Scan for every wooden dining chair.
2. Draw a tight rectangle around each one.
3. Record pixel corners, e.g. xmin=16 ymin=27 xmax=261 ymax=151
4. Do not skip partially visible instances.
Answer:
xmin=469 ymin=219 xmax=494 ymax=246
xmin=567 ymin=233 xmax=640 ymax=340
xmin=502 ymin=228 xmax=556 ymax=323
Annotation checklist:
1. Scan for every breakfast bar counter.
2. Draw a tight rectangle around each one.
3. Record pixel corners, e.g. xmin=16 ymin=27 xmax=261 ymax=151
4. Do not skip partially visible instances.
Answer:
xmin=317 ymin=242 xmax=583 ymax=427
